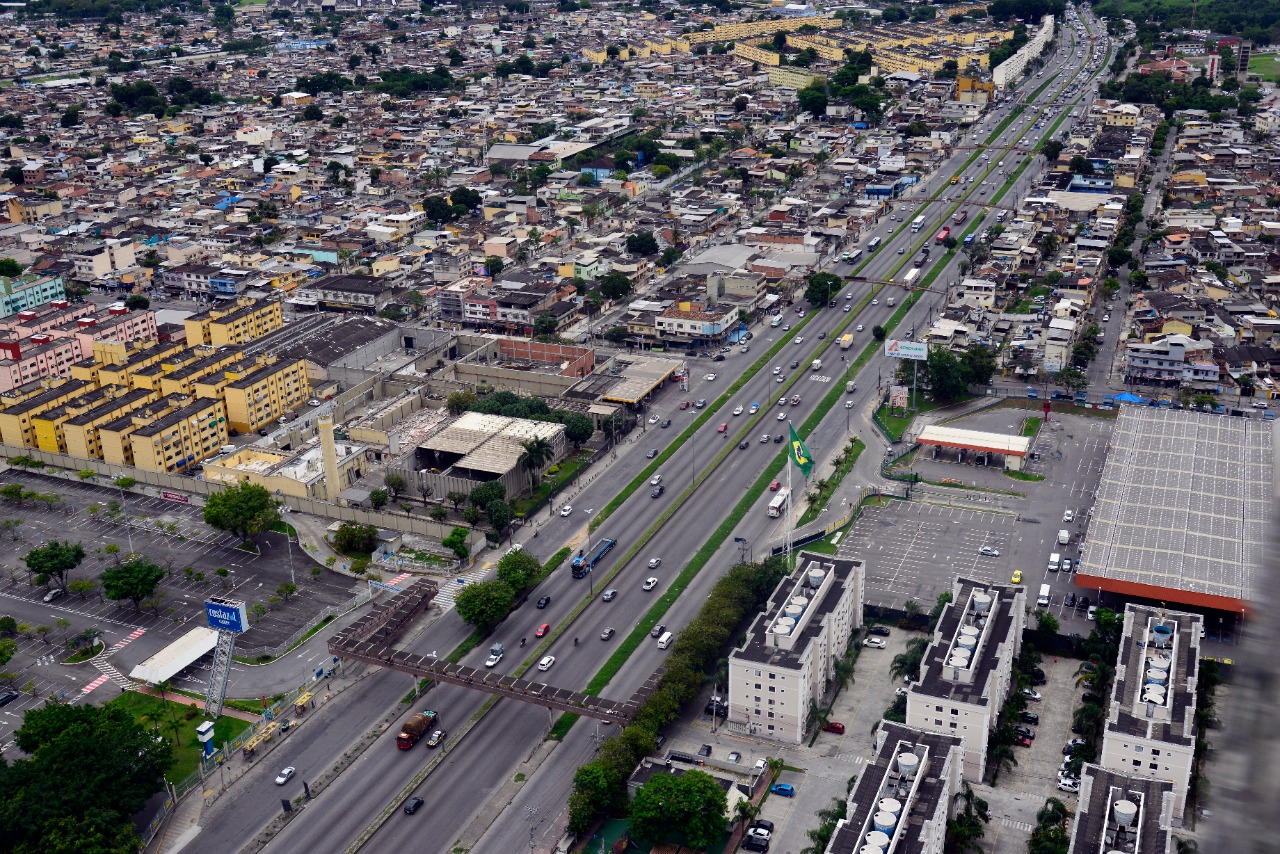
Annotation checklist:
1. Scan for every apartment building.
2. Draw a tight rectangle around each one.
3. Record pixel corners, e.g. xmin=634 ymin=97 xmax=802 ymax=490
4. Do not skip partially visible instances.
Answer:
xmin=0 ymin=274 xmax=66 ymax=319
xmin=214 ymin=356 xmax=310 ymax=434
xmin=1069 ymin=765 xmax=1176 ymax=854
xmin=294 ymin=274 xmax=397 ymax=312
xmin=0 ymin=336 xmax=84 ymax=392
xmin=904 ymin=577 xmax=1026 ymax=781
xmin=825 ymin=722 xmax=964 ymax=854
xmin=127 ymin=397 xmax=229 ymax=473
xmin=0 ymin=377 xmax=92 ymax=448
xmin=183 ymin=297 xmax=284 ymax=346
xmin=727 ymin=553 xmax=864 ymax=744
xmin=654 ymin=301 xmax=740 ymax=347
xmin=43 ymin=386 xmax=158 ymax=455
xmin=1122 ymin=335 xmax=1218 ymax=387
xmin=71 ymin=238 xmax=137 ymax=282
xmin=1099 ymin=606 xmax=1202 ymax=822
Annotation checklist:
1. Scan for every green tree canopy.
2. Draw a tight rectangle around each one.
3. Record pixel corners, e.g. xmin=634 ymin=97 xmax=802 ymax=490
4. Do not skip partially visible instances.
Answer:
xmin=496 ymin=549 xmax=542 ymax=591
xmin=625 ymin=232 xmax=659 ymax=255
xmin=453 ymin=579 xmax=515 ymax=627
xmin=22 ymin=540 xmax=85 ymax=589
xmin=804 ymin=272 xmax=841 ymax=306
xmin=561 ymin=412 xmax=594 ymax=448
xmin=101 ymin=557 xmax=164 ymax=610
xmin=628 ymin=769 xmax=728 ymax=850
xmin=203 ymin=481 xmax=279 ymax=544
xmin=599 ymin=271 xmax=633 ymax=300
xmin=333 ymin=522 xmax=378 ymax=555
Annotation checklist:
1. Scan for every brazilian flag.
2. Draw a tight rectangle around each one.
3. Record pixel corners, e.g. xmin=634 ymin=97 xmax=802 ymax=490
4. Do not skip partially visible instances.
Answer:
xmin=788 ymin=424 xmax=813 ymax=478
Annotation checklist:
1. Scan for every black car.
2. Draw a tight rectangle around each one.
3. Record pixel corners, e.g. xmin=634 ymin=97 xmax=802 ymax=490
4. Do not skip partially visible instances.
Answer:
xmin=751 ymin=819 xmax=775 ymax=835
xmin=738 ymin=441 xmax=749 ymax=450
xmin=0 ymin=690 xmax=18 ymax=708
xmin=660 ymin=419 xmax=671 ymax=428
xmin=1014 ymin=725 xmax=1036 ymax=740
xmin=789 ymin=360 xmax=800 ymax=369
xmin=743 ymin=836 xmax=769 ymax=852
xmin=712 ymin=354 xmax=725 ymax=362
xmin=536 ymin=596 xmax=551 ymax=609
xmin=404 ymin=797 xmax=424 ymax=815
xmin=1076 ymin=596 xmax=1091 ymax=611
xmin=651 ymin=484 xmax=665 ymax=497
xmin=773 ymin=434 xmax=784 ymax=443
xmin=868 ymin=626 xmax=891 ymax=636
xmin=698 ymin=744 xmax=712 ymax=757
xmin=1063 ymin=592 xmax=1077 ymax=608
xmin=1020 ymin=711 xmax=1040 ymax=725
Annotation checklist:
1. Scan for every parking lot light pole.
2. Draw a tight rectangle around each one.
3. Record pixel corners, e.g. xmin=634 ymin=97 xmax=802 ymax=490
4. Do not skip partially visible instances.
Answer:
xmin=118 ymin=474 xmax=134 ymax=556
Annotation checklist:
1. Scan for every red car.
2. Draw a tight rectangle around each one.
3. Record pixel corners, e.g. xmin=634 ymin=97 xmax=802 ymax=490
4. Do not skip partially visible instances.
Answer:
xmin=679 ymin=401 xmax=691 ymax=410
xmin=535 ymin=623 xmax=550 ymax=638
xmin=822 ymin=721 xmax=846 ymax=734
xmin=1015 ymin=735 xmax=1033 ymax=748
xmin=717 ymin=423 xmax=728 ymax=433
xmin=769 ymin=481 xmax=781 ymax=491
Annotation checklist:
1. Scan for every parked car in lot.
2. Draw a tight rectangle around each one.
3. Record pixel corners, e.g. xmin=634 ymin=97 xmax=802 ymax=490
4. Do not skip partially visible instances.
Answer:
xmin=864 ymin=637 xmax=887 ymax=649
xmin=1014 ymin=725 xmax=1036 ymax=740
xmin=770 ymin=783 xmax=796 ymax=797
xmin=1020 ymin=711 xmax=1040 ymax=724
xmin=1022 ymin=688 xmax=1042 ymax=701
xmin=868 ymin=626 xmax=891 ymax=636
xmin=822 ymin=721 xmax=846 ymax=734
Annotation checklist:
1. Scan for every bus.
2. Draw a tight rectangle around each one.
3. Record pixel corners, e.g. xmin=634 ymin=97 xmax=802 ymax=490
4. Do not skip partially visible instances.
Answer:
xmin=844 ymin=248 xmax=863 ymax=265
xmin=910 ymin=215 xmax=926 ymax=232
xmin=867 ymin=237 xmax=882 ymax=251
xmin=767 ymin=487 xmax=790 ymax=518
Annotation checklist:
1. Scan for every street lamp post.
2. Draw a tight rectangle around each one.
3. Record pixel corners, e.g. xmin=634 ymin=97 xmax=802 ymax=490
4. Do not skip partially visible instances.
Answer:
xmin=118 ymin=474 xmax=134 ymax=556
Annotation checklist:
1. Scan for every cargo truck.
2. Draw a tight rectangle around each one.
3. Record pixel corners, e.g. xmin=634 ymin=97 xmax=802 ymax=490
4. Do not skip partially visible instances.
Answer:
xmin=811 ymin=359 xmax=822 ymax=371
xmin=838 ymin=333 xmax=854 ymax=350
xmin=934 ymin=226 xmax=951 ymax=245
xmin=397 ymin=710 xmax=440 ymax=749
xmin=952 ymin=209 xmax=969 ymax=225
xmin=572 ymin=537 xmax=617 ymax=578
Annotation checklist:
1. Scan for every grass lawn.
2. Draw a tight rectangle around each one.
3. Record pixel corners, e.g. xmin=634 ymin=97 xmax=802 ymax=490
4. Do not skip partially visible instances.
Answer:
xmin=270 ymin=520 xmax=298 ymax=537
xmin=512 ymin=450 xmax=591 ymax=517
xmin=108 ymin=691 xmax=246 ymax=781
xmin=1247 ymin=52 xmax=1280 ymax=82
xmin=1022 ymin=416 xmax=1042 ymax=437
xmin=797 ymin=438 xmax=865 ymax=526
xmin=874 ymin=396 xmax=952 ymax=441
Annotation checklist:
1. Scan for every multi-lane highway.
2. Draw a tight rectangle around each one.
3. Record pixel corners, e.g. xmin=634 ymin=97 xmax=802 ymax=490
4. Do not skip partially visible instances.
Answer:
xmin=191 ymin=14 xmax=1115 ymax=854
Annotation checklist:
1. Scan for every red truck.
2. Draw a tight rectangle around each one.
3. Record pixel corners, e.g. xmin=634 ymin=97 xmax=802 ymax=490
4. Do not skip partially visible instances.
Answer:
xmin=934 ymin=226 xmax=951 ymax=245
xmin=396 ymin=710 xmax=439 ymax=749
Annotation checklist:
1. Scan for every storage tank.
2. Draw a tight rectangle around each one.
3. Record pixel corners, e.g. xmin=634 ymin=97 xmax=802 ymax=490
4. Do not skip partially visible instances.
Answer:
xmin=896 ymin=753 xmax=919 ymax=779
xmin=865 ymin=830 xmax=891 ymax=852
xmin=791 ymin=595 xmax=809 ymax=611
xmin=957 ymin=633 xmax=978 ymax=652
xmin=859 ymin=847 xmax=883 ymax=854
xmin=1113 ymin=800 xmax=1138 ymax=827
xmin=971 ymin=592 xmax=992 ymax=614
xmin=878 ymin=797 xmax=902 ymax=817
xmin=1152 ymin=625 xmax=1173 ymax=647
xmin=1142 ymin=685 xmax=1166 ymax=705
xmin=874 ymin=811 xmax=898 ymax=834
xmin=808 ymin=568 xmax=825 ymax=589
xmin=774 ymin=617 xmax=796 ymax=635
xmin=1145 ymin=667 xmax=1168 ymax=686
xmin=960 ymin=625 xmax=980 ymax=642
xmin=1150 ymin=654 xmax=1172 ymax=673
xmin=949 ymin=648 xmax=972 ymax=667
xmin=784 ymin=604 xmax=804 ymax=619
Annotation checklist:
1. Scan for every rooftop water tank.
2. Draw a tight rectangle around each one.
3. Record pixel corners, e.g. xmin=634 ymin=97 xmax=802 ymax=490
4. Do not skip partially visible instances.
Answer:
xmin=878 ymin=797 xmax=902 ymax=817
xmin=865 ymin=830 xmax=891 ymax=852
xmin=808 ymin=568 xmax=825 ymax=589
xmin=1113 ymin=800 xmax=1138 ymax=827
xmin=896 ymin=753 xmax=919 ymax=779
xmin=859 ymin=847 xmax=883 ymax=854
xmin=1142 ymin=685 xmax=1166 ymax=705
xmin=1152 ymin=625 xmax=1173 ymax=647
xmin=960 ymin=625 xmax=980 ymax=641
xmin=774 ymin=617 xmax=796 ymax=634
xmin=971 ymin=592 xmax=992 ymax=614
xmin=948 ymin=654 xmax=971 ymax=669
xmin=874 ymin=811 xmax=898 ymax=835
xmin=1145 ymin=667 xmax=1168 ymax=686
xmin=784 ymin=604 xmax=804 ymax=619
xmin=957 ymin=633 xmax=977 ymax=651
xmin=791 ymin=595 xmax=809 ymax=610
xmin=1150 ymin=654 xmax=1172 ymax=672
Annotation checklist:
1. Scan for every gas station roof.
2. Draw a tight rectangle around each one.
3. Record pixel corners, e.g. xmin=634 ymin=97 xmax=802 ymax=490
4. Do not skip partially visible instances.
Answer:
xmin=915 ymin=425 xmax=1032 ymax=457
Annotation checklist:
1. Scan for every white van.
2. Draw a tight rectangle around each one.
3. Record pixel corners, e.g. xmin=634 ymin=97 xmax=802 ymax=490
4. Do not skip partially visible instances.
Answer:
xmin=1048 ymin=553 xmax=1061 ymax=572
xmin=1038 ymin=584 xmax=1051 ymax=607
xmin=657 ymin=631 xmax=674 ymax=650
xmin=1057 ymin=529 xmax=1070 ymax=545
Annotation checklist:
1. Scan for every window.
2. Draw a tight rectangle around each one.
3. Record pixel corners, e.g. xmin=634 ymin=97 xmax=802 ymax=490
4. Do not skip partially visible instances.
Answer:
xmin=768 ymin=686 xmax=775 ymax=693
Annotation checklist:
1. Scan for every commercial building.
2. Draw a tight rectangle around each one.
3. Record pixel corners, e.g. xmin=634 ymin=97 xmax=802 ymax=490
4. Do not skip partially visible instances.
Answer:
xmin=1068 ymin=765 xmax=1176 ymax=854
xmin=904 ymin=577 xmax=1025 ymax=781
xmin=1098 ymin=605 xmax=1202 ymax=822
xmin=726 ymin=553 xmax=864 ymax=744
xmin=71 ymin=237 xmax=137 ymax=282
xmin=825 ymin=722 xmax=964 ymax=854
xmin=204 ymin=418 xmax=368 ymax=501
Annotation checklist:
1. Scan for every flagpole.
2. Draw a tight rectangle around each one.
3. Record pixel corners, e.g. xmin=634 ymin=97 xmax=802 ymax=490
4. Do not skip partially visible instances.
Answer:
xmin=787 ymin=420 xmax=794 ymax=570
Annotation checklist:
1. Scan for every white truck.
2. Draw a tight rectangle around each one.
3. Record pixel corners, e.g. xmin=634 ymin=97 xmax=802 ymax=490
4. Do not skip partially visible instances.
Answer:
xmin=811 ymin=359 xmax=822 ymax=371
xmin=1038 ymin=584 xmax=1051 ymax=607
xmin=1057 ymin=529 xmax=1070 ymax=545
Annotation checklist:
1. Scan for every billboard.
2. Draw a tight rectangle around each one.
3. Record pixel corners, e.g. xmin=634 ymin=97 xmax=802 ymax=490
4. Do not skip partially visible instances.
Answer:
xmin=884 ymin=339 xmax=928 ymax=360
xmin=161 ymin=491 xmax=189 ymax=503
xmin=205 ymin=597 xmax=249 ymax=633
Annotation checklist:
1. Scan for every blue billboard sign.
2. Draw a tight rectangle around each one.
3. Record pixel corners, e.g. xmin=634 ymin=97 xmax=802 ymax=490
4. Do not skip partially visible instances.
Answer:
xmin=205 ymin=597 xmax=249 ymax=633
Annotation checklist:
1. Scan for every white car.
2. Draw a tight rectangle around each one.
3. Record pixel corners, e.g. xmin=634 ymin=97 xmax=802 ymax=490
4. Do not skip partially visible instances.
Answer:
xmin=793 ymin=336 xmax=804 ymax=345
xmin=1063 ymin=509 xmax=1075 ymax=522
xmin=778 ymin=397 xmax=787 ymax=407
xmin=979 ymin=546 xmax=1000 ymax=557
xmin=843 ymin=306 xmax=851 ymax=312
xmin=650 ymin=474 xmax=662 ymax=486
xmin=871 ymin=299 xmax=879 ymax=305
xmin=537 ymin=655 xmax=555 ymax=671
xmin=307 ymin=399 xmax=322 ymax=407
xmin=704 ymin=373 xmax=717 ymax=381
xmin=647 ymin=557 xmax=662 ymax=569
xmin=856 ymin=324 xmax=865 ymax=332
xmin=844 ymin=401 xmax=854 ymax=409
xmin=642 ymin=577 xmax=659 ymax=591
xmin=749 ymin=403 xmax=760 ymax=414
xmin=1057 ymin=779 xmax=1080 ymax=793
xmin=275 ymin=767 xmax=296 ymax=785
xmin=1022 ymin=688 xmax=1042 ymax=701
xmin=560 ymin=504 xmax=573 ymax=516
xmin=777 ymin=412 xmax=786 ymax=421
xmin=484 ymin=652 xmax=503 ymax=668
xmin=733 ymin=405 xmax=743 ymax=416
xmin=772 ymin=366 xmax=782 ymax=375
xmin=864 ymin=637 xmax=887 ymax=649
xmin=648 ymin=414 xmax=659 ymax=424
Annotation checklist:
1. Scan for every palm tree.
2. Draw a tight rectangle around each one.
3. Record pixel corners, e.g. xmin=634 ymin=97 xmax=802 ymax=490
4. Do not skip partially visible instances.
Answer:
xmin=953 ymin=782 xmax=990 ymax=823
xmin=733 ymin=799 xmax=759 ymax=827
xmin=518 ymin=437 xmax=555 ymax=495
xmin=890 ymin=637 xmax=929 ymax=683
xmin=1072 ymin=704 xmax=1104 ymax=740
xmin=1036 ymin=797 xmax=1070 ymax=826
xmin=988 ymin=742 xmax=1018 ymax=783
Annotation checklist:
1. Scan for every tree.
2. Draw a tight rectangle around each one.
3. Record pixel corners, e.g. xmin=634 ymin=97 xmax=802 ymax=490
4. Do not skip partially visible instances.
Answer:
xmin=568 ymin=763 xmax=626 ymax=833
xmin=0 ymin=638 xmax=15 ymax=668
xmin=333 ymin=522 xmax=378 ymax=555
xmin=301 ymin=104 xmax=324 ymax=122
xmin=1054 ymin=367 xmax=1088 ymax=392
xmin=1041 ymin=138 xmax=1064 ymax=162
xmin=1068 ymin=155 xmax=1094 ymax=176
xmin=202 ymin=481 xmax=280 ymax=546
xmin=1 ymin=702 xmax=173 ymax=851
xmin=925 ymin=347 xmax=971 ymax=402
xmin=518 ymin=437 xmax=555 ymax=494
xmin=628 ymin=769 xmax=727 ymax=850
xmin=124 ymin=294 xmax=149 ymax=311
xmin=442 ymin=527 xmax=470 ymax=560
xmin=598 ymin=271 xmax=633 ymax=300
xmin=369 ymin=488 xmax=389 ymax=510
xmin=486 ymin=499 xmax=514 ymax=532
xmin=625 ymin=232 xmax=659 ymax=255
xmin=0 ymin=258 xmax=24 ymax=278
xmin=497 ymin=549 xmax=541 ymax=591
xmin=22 ymin=540 xmax=84 ymax=590
xmin=445 ymin=390 xmax=477 ymax=416
xmin=804 ymin=272 xmax=841 ymax=306
xmin=453 ymin=579 xmax=515 ymax=627
xmin=59 ymin=106 xmax=81 ymax=128
xmin=484 ymin=256 xmax=505 ymax=277
xmin=533 ymin=312 xmax=558 ymax=337
xmin=446 ymin=491 xmax=468 ymax=511
xmin=797 ymin=81 xmax=828 ymax=116
xmin=468 ymin=481 xmax=506 ymax=510
xmin=890 ymin=637 xmax=929 ymax=682
xmin=872 ymin=325 xmax=887 ymax=341
xmin=383 ymin=472 xmax=407 ymax=496
xmin=101 ymin=557 xmax=165 ymax=610
xmin=561 ymin=412 xmax=594 ymax=448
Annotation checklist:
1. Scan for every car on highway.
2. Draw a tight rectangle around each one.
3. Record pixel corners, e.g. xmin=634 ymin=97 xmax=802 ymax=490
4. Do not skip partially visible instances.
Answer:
xmin=790 ymin=395 xmax=801 ymax=406
xmin=871 ymin=299 xmax=879 ymax=305
xmin=537 ymin=656 xmax=555 ymax=671
xmin=679 ymin=400 xmax=691 ymax=410
xmin=864 ymin=637 xmax=887 ymax=649
xmin=897 ymin=248 xmax=905 ymax=254
xmin=647 ymin=557 xmax=662 ymax=568
xmin=774 ymin=434 xmax=784 ymax=443
xmin=769 ymin=481 xmax=781 ymax=491
xmin=660 ymin=419 xmax=671 ymax=428
xmin=776 ymin=374 xmax=785 ymax=383
xmin=704 ymin=373 xmax=717 ymax=381
xmin=536 ymin=595 xmax=551 ymax=609
xmin=733 ymin=405 xmax=743 ymax=416
xmin=1011 ymin=569 xmax=1023 ymax=584
xmin=844 ymin=305 xmax=851 ymax=312
xmin=650 ymin=474 xmax=663 ymax=485
xmin=645 ymin=448 xmax=658 ymax=459
xmin=535 ymin=623 xmax=550 ymax=637
xmin=759 ymin=433 xmax=770 ymax=443
xmin=275 ymin=767 xmax=296 ymax=786
xmin=979 ymin=546 xmax=1000 ymax=557
xmin=404 ymin=797 xmax=425 ymax=814
xmin=738 ymin=441 xmax=749 ymax=450
xmin=856 ymin=324 xmax=864 ymax=332
xmin=695 ymin=399 xmax=707 ymax=408
xmin=1063 ymin=509 xmax=1075 ymax=522
xmin=651 ymin=485 xmax=665 ymax=498
xmin=602 ymin=589 xmax=617 ymax=602
xmin=817 ymin=332 xmax=826 ymax=340
xmin=642 ymin=577 xmax=658 ymax=591
xmin=560 ymin=504 xmax=573 ymax=516
xmin=485 ymin=650 xmax=503 ymax=668
xmin=770 ymin=783 xmax=796 ymax=798
xmin=600 ymin=627 xmax=615 ymax=641
xmin=717 ymin=422 xmax=728 ymax=433
xmin=845 ymin=400 xmax=854 ymax=408
xmin=749 ymin=402 xmax=760 ymax=413
xmin=793 ymin=336 xmax=804 ymax=345
xmin=648 ymin=414 xmax=659 ymax=424
xmin=650 ymin=624 xmax=665 ymax=638
xmin=772 ymin=366 xmax=782 ymax=375
xmin=777 ymin=412 xmax=786 ymax=421
xmin=426 ymin=729 xmax=448 ymax=748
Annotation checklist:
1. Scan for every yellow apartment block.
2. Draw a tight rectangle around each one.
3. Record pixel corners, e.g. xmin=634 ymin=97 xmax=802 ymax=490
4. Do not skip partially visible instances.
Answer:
xmin=127 ymin=397 xmax=229 ymax=474
xmin=735 ymin=42 xmax=781 ymax=66
xmin=0 ymin=378 xmax=92 ymax=448
xmin=184 ymin=297 xmax=284 ymax=347
xmin=156 ymin=347 xmax=245 ymax=399
xmin=42 ymin=387 xmax=159 ymax=455
xmin=77 ymin=340 xmax=187 ymax=389
xmin=687 ymin=16 xmax=840 ymax=44
xmin=768 ymin=66 xmax=826 ymax=89
xmin=784 ymin=34 xmax=846 ymax=62
xmin=210 ymin=356 xmax=310 ymax=434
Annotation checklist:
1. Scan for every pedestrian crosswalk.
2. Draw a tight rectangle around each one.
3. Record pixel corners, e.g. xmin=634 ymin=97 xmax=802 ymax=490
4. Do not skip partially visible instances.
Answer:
xmin=89 ymin=660 xmax=133 ymax=691
xmin=430 ymin=566 xmax=491 ymax=612
xmin=78 ymin=628 xmax=146 ymax=694
xmin=1001 ymin=817 xmax=1034 ymax=833
xmin=834 ymin=753 xmax=867 ymax=765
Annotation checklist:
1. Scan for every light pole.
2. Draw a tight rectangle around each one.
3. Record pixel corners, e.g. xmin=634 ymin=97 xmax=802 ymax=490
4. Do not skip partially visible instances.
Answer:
xmin=285 ymin=520 xmax=295 ymax=587
xmin=118 ymin=473 xmax=134 ymax=556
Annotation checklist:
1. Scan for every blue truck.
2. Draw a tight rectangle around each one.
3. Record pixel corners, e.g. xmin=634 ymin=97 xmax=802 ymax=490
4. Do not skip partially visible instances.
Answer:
xmin=572 ymin=537 xmax=616 ymax=578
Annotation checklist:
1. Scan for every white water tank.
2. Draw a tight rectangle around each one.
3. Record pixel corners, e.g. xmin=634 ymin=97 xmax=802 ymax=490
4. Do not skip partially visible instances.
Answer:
xmin=896 ymin=753 xmax=919 ymax=779
xmin=1146 ymin=667 xmax=1168 ymax=686
xmin=1142 ymin=685 xmax=1166 ymax=705
xmin=791 ymin=595 xmax=809 ymax=611
xmin=874 ymin=811 xmax=898 ymax=834
xmin=971 ymin=592 xmax=992 ymax=614
xmin=865 ymin=830 xmax=891 ymax=851
xmin=774 ymin=617 xmax=796 ymax=634
xmin=859 ymin=847 xmax=883 ymax=854
xmin=878 ymin=797 xmax=902 ymax=817
xmin=784 ymin=604 xmax=804 ymax=619
xmin=960 ymin=625 xmax=980 ymax=642
xmin=808 ymin=568 xmax=825 ymax=589
xmin=1150 ymin=654 xmax=1172 ymax=672
xmin=1113 ymin=800 xmax=1138 ymax=826
xmin=957 ymin=633 xmax=977 ymax=652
